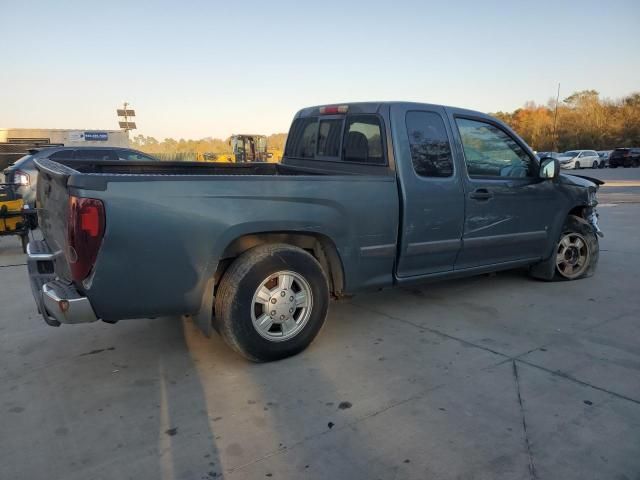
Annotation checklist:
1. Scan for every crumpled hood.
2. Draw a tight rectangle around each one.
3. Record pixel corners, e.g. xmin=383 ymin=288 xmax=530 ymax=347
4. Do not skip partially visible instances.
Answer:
xmin=559 ymin=173 xmax=604 ymax=189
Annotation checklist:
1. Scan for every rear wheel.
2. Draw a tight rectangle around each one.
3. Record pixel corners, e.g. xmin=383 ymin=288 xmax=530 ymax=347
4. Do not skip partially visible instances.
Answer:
xmin=214 ymin=244 xmax=329 ymax=362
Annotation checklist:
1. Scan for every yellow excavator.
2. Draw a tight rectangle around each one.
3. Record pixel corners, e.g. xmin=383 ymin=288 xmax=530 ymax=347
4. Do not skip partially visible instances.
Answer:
xmin=210 ymin=135 xmax=281 ymax=163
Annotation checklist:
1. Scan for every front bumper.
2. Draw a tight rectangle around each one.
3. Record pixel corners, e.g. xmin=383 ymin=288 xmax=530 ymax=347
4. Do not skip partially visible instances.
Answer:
xmin=26 ymin=241 xmax=99 ymax=326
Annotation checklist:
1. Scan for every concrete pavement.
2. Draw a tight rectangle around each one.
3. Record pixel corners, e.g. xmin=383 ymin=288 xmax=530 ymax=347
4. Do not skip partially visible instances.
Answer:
xmin=1 ymin=172 xmax=639 ymax=480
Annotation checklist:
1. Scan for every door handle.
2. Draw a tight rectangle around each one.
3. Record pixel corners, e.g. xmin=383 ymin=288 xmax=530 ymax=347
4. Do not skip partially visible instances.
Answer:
xmin=469 ymin=188 xmax=493 ymax=200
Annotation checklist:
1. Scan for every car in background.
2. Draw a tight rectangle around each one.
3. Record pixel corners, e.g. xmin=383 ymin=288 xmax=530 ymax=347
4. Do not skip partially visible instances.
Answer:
xmin=608 ymin=148 xmax=640 ymax=168
xmin=557 ymin=150 xmax=600 ymax=169
xmin=2 ymin=147 xmax=158 ymax=207
xmin=596 ymin=150 xmax=612 ymax=168
xmin=536 ymin=152 xmax=561 ymax=160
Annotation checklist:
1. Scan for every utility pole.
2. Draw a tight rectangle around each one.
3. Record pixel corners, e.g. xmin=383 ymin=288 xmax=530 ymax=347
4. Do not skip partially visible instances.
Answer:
xmin=552 ymin=83 xmax=560 ymax=152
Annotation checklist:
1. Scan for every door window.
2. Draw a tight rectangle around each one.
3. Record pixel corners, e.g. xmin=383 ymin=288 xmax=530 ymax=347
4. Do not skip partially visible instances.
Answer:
xmin=456 ymin=118 xmax=534 ymax=178
xmin=406 ymin=111 xmax=453 ymax=177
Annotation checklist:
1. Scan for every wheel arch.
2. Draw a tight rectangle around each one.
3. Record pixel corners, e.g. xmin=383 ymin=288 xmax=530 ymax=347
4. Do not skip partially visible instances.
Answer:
xmin=214 ymin=231 xmax=345 ymax=297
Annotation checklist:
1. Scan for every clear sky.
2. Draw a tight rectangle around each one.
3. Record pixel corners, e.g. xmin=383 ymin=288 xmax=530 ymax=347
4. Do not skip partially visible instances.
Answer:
xmin=1 ymin=0 xmax=638 ymax=139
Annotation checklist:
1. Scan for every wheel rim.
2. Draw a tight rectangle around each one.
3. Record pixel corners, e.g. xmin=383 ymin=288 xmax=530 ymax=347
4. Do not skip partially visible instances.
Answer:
xmin=556 ymin=233 xmax=590 ymax=279
xmin=251 ymin=270 xmax=313 ymax=342
xmin=592 ymin=161 xmax=597 ymax=168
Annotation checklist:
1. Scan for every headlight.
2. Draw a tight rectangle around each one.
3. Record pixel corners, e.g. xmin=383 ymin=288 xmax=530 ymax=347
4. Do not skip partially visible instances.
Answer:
xmin=588 ymin=189 xmax=598 ymax=206
xmin=14 ymin=170 xmax=30 ymax=186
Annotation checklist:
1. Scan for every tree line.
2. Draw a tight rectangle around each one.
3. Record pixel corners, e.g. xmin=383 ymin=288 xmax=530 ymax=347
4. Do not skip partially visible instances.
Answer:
xmin=131 ymin=133 xmax=287 ymax=157
xmin=492 ymin=90 xmax=640 ymax=152
xmin=132 ymin=90 xmax=640 ymax=159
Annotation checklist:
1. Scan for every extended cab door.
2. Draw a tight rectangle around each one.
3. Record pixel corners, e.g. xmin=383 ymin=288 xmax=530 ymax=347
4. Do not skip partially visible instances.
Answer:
xmin=392 ymin=104 xmax=465 ymax=277
xmin=449 ymin=114 xmax=557 ymax=269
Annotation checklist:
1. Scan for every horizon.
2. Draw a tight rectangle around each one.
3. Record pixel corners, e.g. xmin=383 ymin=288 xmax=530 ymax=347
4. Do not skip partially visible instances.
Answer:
xmin=1 ymin=0 xmax=639 ymax=139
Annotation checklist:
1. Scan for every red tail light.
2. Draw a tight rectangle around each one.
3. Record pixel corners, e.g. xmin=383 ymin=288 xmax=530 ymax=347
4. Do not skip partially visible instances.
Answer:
xmin=67 ymin=196 xmax=105 ymax=282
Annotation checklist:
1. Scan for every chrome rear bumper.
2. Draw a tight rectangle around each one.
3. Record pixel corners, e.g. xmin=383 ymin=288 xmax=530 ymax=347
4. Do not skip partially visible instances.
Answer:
xmin=27 ymin=241 xmax=99 ymax=325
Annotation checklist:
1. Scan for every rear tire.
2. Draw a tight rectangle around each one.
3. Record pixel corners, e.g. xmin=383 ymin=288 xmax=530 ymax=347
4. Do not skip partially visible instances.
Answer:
xmin=529 ymin=215 xmax=598 ymax=281
xmin=214 ymin=244 xmax=329 ymax=362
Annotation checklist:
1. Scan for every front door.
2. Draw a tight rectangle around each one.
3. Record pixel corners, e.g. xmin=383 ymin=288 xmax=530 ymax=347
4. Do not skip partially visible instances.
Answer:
xmin=450 ymin=115 xmax=557 ymax=270
xmin=393 ymin=105 xmax=465 ymax=277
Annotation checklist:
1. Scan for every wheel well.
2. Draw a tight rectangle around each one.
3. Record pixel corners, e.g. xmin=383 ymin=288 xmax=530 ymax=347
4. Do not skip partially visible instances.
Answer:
xmin=214 ymin=232 xmax=345 ymax=296
xmin=568 ymin=205 xmax=588 ymax=219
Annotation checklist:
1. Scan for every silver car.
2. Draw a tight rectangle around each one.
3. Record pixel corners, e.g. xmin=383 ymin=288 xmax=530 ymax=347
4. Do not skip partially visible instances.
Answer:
xmin=558 ymin=150 xmax=600 ymax=170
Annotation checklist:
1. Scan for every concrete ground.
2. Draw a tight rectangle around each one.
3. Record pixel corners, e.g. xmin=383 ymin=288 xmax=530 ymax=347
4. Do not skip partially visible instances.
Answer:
xmin=1 ymin=169 xmax=639 ymax=480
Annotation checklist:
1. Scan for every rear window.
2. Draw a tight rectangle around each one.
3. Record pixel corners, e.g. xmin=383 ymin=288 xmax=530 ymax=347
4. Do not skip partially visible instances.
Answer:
xmin=285 ymin=118 xmax=318 ymax=158
xmin=343 ymin=115 xmax=384 ymax=164
xmin=73 ymin=149 xmax=119 ymax=161
xmin=317 ymin=119 xmax=342 ymax=158
xmin=285 ymin=114 xmax=386 ymax=165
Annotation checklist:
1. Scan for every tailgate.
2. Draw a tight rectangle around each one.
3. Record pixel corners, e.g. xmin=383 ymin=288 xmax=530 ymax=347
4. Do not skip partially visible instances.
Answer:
xmin=35 ymin=158 xmax=75 ymax=281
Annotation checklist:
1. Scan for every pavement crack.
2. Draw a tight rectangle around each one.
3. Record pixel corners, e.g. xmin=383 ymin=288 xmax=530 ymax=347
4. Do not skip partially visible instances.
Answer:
xmin=226 ymin=383 xmax=446 ymax=475
xmin=351 ymin=301 xmax=509 ymax=359
xmin=516 ymin=359 xmax=640 ymax=406
xmin=512 ymin=360 xmax=537 ymax=480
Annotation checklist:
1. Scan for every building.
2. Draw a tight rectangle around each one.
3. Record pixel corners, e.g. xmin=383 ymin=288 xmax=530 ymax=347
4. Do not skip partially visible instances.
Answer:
xmin=0 ymin=128 xmax=130 ymax=168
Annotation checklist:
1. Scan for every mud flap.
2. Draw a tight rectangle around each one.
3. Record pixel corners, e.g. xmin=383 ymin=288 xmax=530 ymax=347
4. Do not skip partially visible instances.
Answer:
xmin=192 ymin=278 xmax=214 ymax=337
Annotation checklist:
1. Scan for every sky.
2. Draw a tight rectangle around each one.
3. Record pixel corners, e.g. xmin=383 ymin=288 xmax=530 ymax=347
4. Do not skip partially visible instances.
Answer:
xmin=1 ymin=0 xmax=639 ymax=140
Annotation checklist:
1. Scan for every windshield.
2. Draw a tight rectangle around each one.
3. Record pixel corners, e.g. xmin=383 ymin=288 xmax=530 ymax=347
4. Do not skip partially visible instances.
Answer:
xmin=562 ymin=151 xmax=580 ymax=157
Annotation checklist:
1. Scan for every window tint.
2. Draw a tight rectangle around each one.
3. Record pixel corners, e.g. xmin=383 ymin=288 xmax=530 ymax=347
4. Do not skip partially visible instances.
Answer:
xmin=285 ymin=118 xmax=318 ymax=158
xmin=317 ymin=119 xmax=342 ymax=157
xmin=118 ymin=150 xmax=157 ymax=161
xmin=456 ymin=118 xmax=533 ymax=178
xmin=406 ymin=111 xmax=453 ymax=177
xmin=48 ymin=150 xmax=75 ymax=161
xmin=343 ymin=115 xmax=384 ymax=164
xmin=73 ymin=149 xmax=119 ymax=161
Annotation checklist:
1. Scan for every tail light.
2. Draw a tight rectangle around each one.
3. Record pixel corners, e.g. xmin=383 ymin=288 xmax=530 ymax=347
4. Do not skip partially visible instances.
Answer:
xmin=67 ymin=196 xmax=105 ymax=282
xmin=319 ymin=105 xmax=349 ymax=115
xmin=14 ymin=170 xmax=30 ymax=186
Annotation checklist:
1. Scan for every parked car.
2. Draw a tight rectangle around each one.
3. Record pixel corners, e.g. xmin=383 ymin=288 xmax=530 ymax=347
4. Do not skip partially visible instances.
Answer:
xmin=536 ymin=152 xmax=561 ymax=160
xmin=27 ymin=102 xmax=603 ymax=362
xmin=557 ymin=150 xmax=600 ymax=169
xmin=597 ymin=151 xmax=612 ymax=168
xmin=608 ymin=148 xmax=640 ymax=168
xmin=2 ymin=147 xmax=158 ymax=207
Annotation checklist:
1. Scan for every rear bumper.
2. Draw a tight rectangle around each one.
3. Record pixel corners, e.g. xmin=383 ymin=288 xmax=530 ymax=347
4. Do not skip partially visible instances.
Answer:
xmin=26 ymin=241 xmax=99 ymax=326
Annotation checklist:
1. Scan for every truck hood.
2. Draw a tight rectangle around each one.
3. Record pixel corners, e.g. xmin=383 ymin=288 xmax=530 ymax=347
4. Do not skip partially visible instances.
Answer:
xmin=559 ymin=173 xmax=604 ymax=188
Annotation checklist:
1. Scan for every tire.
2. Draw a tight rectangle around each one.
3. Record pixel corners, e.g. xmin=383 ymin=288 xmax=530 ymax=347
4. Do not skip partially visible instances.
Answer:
xmin=592 ymin=160 xmax=598 ymax=169
xmin=20 ymin=234 xmax=28 ymax=254
xmin=529 ymin=215 xmax=598 ymax=281
xmin=575 ymin=161 xmax=581 ymax=169
xmin=214 ymin=243 xmax=329 ymax=362
xmin=599 ymin=161 xmax=605 ymax=169
xmin=633 ymin=159 xmax=640 ymax=168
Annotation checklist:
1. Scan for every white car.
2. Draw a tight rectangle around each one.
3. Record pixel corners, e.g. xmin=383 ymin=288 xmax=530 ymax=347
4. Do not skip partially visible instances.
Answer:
xmin=558 ymin=150 xmax=600 ymax=169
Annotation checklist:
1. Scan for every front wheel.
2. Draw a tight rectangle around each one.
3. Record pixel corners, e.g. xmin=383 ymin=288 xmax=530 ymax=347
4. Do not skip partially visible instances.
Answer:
xmin=575 ymin=161 xmax=581 ymax=169
xmin=530 ymin=215 xmax=598 ymax=281
xmin=592 ymin=160 xmax=598 ymax=169
xmin=214 ymin=244 xmax=329 ymax=362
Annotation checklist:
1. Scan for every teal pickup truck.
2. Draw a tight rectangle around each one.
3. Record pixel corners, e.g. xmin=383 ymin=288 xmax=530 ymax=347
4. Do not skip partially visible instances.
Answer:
xmin=28 ymin=102 xmax=603 ymax=361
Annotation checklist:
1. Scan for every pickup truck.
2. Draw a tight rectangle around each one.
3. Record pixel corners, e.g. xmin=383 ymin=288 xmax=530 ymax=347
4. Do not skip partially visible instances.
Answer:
xmin=27 ymin=102 xmax=603 ymax=362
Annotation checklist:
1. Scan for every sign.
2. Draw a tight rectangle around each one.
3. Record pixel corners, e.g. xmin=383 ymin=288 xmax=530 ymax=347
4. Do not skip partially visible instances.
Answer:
xmin=84 ymin=132 xmax=109 ymax=141
xmin=117 ymin=109 xmax=136 ymax=117
xmin=68 ymin=131 xmax=83 ymax=142
xmin=118 ymin=121 xmax=137 ymax=130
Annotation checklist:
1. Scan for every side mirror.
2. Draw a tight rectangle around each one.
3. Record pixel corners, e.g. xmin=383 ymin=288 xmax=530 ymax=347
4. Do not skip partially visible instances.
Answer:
xmin=539 ymin=157 xmax=560 ymax=179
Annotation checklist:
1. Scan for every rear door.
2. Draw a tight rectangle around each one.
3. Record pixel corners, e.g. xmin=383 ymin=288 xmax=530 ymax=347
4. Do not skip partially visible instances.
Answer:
xmin=450 ymin=114 xmax=557 ymax=269
xmin=392 ymin=104 xmax=465 ymax=277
